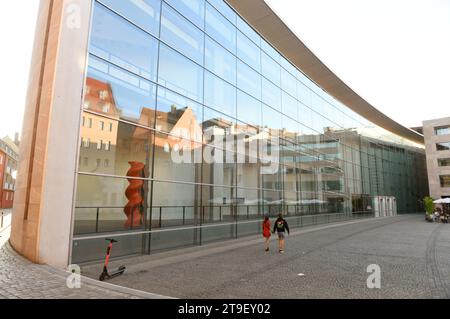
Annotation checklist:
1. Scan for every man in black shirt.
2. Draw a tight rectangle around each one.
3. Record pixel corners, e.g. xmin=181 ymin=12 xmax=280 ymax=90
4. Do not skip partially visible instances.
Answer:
xmin=272 ymin=214 xmax=290 ymax=253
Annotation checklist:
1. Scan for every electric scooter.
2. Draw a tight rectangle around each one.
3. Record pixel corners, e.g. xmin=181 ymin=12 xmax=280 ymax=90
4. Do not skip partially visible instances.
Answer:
xmin=99 ymin=238 xmax=126 ymax=281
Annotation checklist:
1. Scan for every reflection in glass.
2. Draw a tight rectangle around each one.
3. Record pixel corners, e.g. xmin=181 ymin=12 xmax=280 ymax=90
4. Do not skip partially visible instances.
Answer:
xmin=158 ymin=44 xmax=204 ymax=102
xmin=98 ymin=0 xmax=161 ymax=36
xmin=86 ymin=56 xmax=157 ymax=122
xmin=161 ymin=3 xmax=204 ymax=64
xmin=205 ymin=3 xmax=236 ymax=53
xmin=90 ymin=3 xmax=159 ymax=81
xmin=165 ymin=0 xmax=205 ymax=29
xmin=205 ymin=36 xmax=237 ymax=84
xmin=237 ymin=60 xmax=261 ymax=99
xmin=204 ymin=71 xmax=237 ymax=118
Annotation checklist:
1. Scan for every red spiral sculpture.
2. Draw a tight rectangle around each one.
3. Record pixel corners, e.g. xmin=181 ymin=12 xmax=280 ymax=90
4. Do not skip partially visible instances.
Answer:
xmin=124 ymin=161 xmax=145 ymax=228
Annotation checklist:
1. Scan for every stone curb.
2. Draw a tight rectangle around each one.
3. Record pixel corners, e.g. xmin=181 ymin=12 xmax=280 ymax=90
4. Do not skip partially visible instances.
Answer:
xmin=4 ymin=241 xmax=174 ymax=299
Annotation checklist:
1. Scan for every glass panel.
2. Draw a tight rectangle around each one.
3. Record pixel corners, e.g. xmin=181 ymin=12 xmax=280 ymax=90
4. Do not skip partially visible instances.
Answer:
xmin=261 ymin=38 xmax=281 ymax=64
xmin=155 ymin=86 xmax=203 ymax=135
xmin=237 ymin=60 xmax=261 ymax=100
xmin=79 ymin=115 xmax=154 ymax=177
xmin=205 ymin=3 xmax=236 ymax=53
xmin=438 ymin=158 xmax=450 ymax=167
xmin=440 ymin=175 xmax=450 ymax=188
xmin=158 ymin=44 xmax=204 ymax=102
xmin=85 ymin=55 xmax=157 ymax=123
xmin=237 ymin=31 xmax=261 ymax=72
xmin=236 ymin=16 xmax=260 ymax=47
xmin=90 ymin=3 xmax=159 ymax=81
xmin=261 ymin=51 xmax=281 ymax=87
xmin=435 ymin=126 xmax=450 ymax=136
xmin=262 ymin=104 xmax=282 ymax=136
xmin=237 ymin=90 xmax=261 ymax=128
xmin=152 ymin=181 xmax=196 ymax=224
xmin=98 ymin=0 xmax=161 ymax=36
xmin=282 ymin=91 xmax=298 ymax=120
xmin=436 ymin=142 xmax=450 ymax=151
xmin=161 ymin=3 xmax=204 ymax=64
xmin=72 ymin=234 xmax=146 ymax=264
xmin=165 ymin=0 xmax=205 ymax=29
xmin=75 ymin=175 xmax=149 ymax=233
xmin=207 ymin=0 xmax=237 ymax=25
xmin=153 ymin=130 xmax=201 ymax=184
xmin=204 ymin=71 xmax=237 ymax=118
xmin=262 ymin=78 xmax=281 ymax=111
xmin=204 ymin=36 xmax=236 ymax=84
xmin=281 ymin=67 xmax=297 ymax=98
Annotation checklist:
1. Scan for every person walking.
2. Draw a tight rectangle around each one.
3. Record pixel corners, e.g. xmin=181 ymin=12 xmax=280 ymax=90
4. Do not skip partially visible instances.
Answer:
xmin=272 ymin=213 xmax=290 ymax=253
xmin=262 ymin=216 xmax=271 ymax=252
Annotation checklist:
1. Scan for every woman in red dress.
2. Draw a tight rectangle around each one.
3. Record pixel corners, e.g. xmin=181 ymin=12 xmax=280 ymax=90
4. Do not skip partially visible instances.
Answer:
xmin=262 ymin=216 xmax=271 ymax=252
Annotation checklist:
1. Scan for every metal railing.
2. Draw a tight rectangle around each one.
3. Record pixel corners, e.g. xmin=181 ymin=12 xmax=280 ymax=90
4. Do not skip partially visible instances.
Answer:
xmin=73 ymin=204 xmax=373 ymax=236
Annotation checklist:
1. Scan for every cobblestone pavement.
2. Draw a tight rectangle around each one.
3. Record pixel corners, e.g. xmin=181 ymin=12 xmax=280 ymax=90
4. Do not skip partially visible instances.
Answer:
xmin=82 ymin=215 xmax=450 ymax=299
xmin=0 ymin=243 xmax=148 ymax=299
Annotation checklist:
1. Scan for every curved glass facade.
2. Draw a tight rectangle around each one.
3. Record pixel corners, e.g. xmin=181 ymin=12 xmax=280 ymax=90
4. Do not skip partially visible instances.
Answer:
xmin=72 ymin=0 xmax=428 ymax=263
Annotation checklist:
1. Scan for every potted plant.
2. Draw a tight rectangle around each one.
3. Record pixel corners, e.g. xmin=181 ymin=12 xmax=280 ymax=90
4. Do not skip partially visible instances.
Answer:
xmin=423 ymin=196 xmax=434 ymax=222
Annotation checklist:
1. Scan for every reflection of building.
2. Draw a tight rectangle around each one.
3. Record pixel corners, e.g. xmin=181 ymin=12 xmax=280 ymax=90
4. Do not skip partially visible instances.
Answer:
xmin=12 ymin=0 xmax=428 ymax=267
xmin=423 ymin=117 xmax=450 ymax=200
xmin=0 ymin=136 xmax=19 ymax=209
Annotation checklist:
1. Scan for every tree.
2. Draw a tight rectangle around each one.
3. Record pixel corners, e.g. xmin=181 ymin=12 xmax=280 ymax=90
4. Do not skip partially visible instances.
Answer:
xmin=423 ymin=196 xmax=435 ymax=215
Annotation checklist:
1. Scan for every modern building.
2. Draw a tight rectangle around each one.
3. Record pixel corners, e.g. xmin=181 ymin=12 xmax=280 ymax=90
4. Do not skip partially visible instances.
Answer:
xmin=423 ymin=117 xmax=450 ymax=200
xmin=11 ymin=0 xmax=428 ymax=268
xmin=0 ymin=136 xmax=19 ymax=209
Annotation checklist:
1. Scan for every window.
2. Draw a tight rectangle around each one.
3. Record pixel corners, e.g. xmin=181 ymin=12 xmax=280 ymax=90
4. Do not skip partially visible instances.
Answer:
xmin=90 ymin=3 xmax=159 ymax=81
xmin=88 ymin=118 xmax=92 ymax=128
xmin=105 ymin=141 xmax=111 ymax=151
xmin=156 ymin=86 xmax=203 ymax=134
xmin=165 ymin=0 xmax=205 ymax=29
xmin=435 ymin=126 xmax=450 ymax=136
xmin=97 ymin=0 xmax=161 ymax=36
xmin=104 ymin=159 xmax=110 ymax=168
xmin=236 ymin=16 xmax=260 ymax=47
xmin=281 ymin=67 xmax=297 ymax=97
xmin=207 ymin=0 xmax=237 ymax=25
xmin=438 ymin=158 xmax=450 ymax=167
xmin=100 ymin=121 xmax=105 ymax=131
xmin=282 ymin=91 xmax=298 ymax=120
xmin=82 ymin=117 xmax=85 ymax=127
xmin=83 ymin=157 xmax=88 ymax=166
xmin=205 ymin=3 xmax=236 ymax=54
xmin=205 ymin=36 xmax=236 ymax=84
xmin=261 ymin=51 xmax=280 ymax=87
xmin=237 ymin=31 xmax=260 ymax=72
xmin=237 ymin=90 xmax=261 ymax=127
xmin=102 ymin=103 xmax=110 ymax=113
xmin=109 ymin=123 xmax=113 ymax=132
xmin=84 ymin=138 xmax=90 ymax=148
xmin=237 ymin=60 xmax=261 ymax=99
xmin=86 ymin=56 xmax=157 ymax=122
xmin=204 ymin=71 xmax=236 ymax=118
xmin=158 ymin=44 xmax=204 ymax=102
xmin=97 ymin=140 xmax=103 ymax=150
xmin=436 ymin=142 xmax=450 ymax=151
xmin=161 ymin=3 xmax=204 ymax=64
xmin=440 ymin=175 xmax=450 ymax=188
xmin=262 ymin=78 xmax=281 ymax=111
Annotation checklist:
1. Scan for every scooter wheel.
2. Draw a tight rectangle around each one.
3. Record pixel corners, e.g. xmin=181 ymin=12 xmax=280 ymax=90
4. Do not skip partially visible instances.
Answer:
xmin=99 ymin=273 xmax=106 ymax=281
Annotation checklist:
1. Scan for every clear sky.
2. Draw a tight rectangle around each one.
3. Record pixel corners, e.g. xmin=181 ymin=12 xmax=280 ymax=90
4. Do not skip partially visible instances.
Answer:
xmin=0 ymin=1 xmax=39 ymax=139
xmin=265 ymin=0 xmax=450 ymax=128
xmin=0 ymin=0 xmax=449 ymax=139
